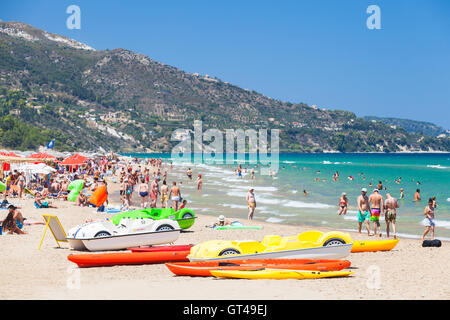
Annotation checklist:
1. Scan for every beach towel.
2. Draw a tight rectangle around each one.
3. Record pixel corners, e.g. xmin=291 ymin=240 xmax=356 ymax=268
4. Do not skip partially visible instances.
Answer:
xmin=34 ymin=201 xmax=49 ymax=209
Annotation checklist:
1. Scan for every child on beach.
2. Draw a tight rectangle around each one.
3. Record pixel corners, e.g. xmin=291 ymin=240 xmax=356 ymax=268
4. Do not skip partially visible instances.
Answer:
xmin=422 ymin=198 xmax=436 ymax=241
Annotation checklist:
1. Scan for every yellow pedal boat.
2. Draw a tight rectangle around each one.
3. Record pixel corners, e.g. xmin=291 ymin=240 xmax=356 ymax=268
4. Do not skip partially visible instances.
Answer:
xmin=188 ymin=231 xmax=354 ymax=261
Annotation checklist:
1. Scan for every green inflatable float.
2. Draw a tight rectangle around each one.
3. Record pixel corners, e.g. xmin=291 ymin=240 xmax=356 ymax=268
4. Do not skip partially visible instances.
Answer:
xmin=112 ymin=208 xmax=196 ymax=230
xmin=67 ymin=179 xmax=85 ymax=202
xmin=0 ymin=181 xmax=6 ymax=192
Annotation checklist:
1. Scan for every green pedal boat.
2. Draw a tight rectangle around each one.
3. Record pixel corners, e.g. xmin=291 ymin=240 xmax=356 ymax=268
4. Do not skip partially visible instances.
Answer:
xmin=112 ymin=208 xmax=197 ymax=230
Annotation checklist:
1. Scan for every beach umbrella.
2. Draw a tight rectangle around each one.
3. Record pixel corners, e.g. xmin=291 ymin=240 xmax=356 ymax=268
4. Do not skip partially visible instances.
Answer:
xmin=30 ymin=153 xmax=57 ymax=159
xmin=11 ymin=163 xmax=56 ymax=174
xmin=30 ymin=152 xmax=57 ymax=164
xmin=60 ymin=153 xmax=89 ymax=166
xmin=0 ymin=152 xmax=21 ymax=171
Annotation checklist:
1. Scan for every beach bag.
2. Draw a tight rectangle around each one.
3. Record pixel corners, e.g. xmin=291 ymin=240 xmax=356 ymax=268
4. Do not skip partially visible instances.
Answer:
xmin=422 ymin=239 xmax=441 ymax=247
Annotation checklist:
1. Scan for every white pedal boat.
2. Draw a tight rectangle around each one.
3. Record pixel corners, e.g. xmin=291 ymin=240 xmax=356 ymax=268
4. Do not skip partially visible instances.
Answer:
xmin=66 ymin=218 xmax=181 ymax=251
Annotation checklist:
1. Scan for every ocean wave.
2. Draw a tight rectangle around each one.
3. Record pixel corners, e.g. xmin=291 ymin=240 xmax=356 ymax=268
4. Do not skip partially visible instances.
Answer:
xmin=343 ymin=215 xmax=358 ymax=221
xmin=257 ymin=197 xmax=282 ymax=205
xmin=322 ymin=161 xmax=352 ymax=165
xmin=447 ymin=198 xmax=450 ymax=202
xmin=226 ymin=191 xmax=245 ymax=198
xmin=266 ymin=217 xmax=284 ymax=223
xmin=222 ymin=176 xmax=244 ymax=183
xmin=426 ymin=164 xmax=448 ymax=169
xmin=292 ymin=190 xmax=298 ymax=194
xmin=282 ymin=200 xmax=333 ymax=209
xmin=220 ymin=203 xmax=248 ymax=209
xmin=234 ymin=186 xmax=278 ymax=192
xmin=195 ymin=163 xmax=235 ymax=174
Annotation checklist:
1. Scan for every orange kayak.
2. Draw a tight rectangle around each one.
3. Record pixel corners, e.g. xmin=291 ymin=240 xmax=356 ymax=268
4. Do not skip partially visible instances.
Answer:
xmin=128 ymin=245 xmax=193 ymax=253
xmin=68 ymin=250 xmax=190 ymax=268
xmin=165 ymin=259 xmax=351 ymax=277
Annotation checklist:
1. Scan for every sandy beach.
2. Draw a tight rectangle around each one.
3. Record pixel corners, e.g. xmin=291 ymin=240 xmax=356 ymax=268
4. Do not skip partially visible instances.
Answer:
xmin=0 ymin=166 xmax=449 ymax=300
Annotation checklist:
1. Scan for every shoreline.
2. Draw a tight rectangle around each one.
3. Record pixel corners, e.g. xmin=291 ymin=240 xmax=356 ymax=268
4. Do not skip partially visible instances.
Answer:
xmin=1 ymin=156 xmax=449 ymax=300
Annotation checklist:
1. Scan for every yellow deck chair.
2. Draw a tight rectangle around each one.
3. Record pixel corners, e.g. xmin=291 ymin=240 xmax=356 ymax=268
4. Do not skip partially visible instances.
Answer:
xmin=38 ymin=214 xmax=68 ymax=250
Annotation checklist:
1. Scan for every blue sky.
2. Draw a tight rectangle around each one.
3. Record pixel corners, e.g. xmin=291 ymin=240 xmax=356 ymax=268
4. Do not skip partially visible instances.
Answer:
xmin=1 ymin=0 xmax=449 ymax=129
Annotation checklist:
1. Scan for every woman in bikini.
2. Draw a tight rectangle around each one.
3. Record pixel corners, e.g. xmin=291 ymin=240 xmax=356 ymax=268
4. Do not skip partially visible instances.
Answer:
xmin=338 ymin=192 xmax=349 ymax=215
xmin=17 ymin=173 xmax=25 ymax=199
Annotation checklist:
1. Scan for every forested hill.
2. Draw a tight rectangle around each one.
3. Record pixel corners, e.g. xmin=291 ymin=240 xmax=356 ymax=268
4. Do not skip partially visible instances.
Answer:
xmin=0 ymin=21 xmax=449 ymax=153
xmin=364 ymin=116 xmax=449 ymax=137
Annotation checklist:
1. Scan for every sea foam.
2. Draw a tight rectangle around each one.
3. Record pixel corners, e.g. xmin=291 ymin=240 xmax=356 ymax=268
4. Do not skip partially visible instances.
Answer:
xmin=426 ymin=164 xmax=448 ymax=169
xmin=282 ymin=200 xmax=333 ymax=209
xmin=266 ymin=217 xmax=284 ymax=223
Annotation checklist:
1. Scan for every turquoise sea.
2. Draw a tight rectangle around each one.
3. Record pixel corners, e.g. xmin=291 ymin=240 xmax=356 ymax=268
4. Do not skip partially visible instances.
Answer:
xmin=121 ymin=153 xmax=450 ymax=240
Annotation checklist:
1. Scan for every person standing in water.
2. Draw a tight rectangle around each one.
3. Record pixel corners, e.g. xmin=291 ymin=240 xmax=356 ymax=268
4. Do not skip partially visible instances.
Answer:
xmin=160 ymin=180 xmax=169 ymax=208
xmin=186 ymin=168 xmax=193 ymax=180
xmin=384 ymin=193 xmax=399 ymax=239
xmin=357 ymin=188 xmax=371 ymax=235
xmin=246 ymin=188 xmax=256 ymax=220
xmin=338 ymin=192 xmax=348 ymax=215
xmin=149 ymin=178 xmax=159 ymax=208
xmin=422 ymin=198 xmax=436 ymax=241
xmin=169 ymin=181 xmax=182 ymax=211
xmin=369 ymin=189 xmax=384 ymax=237
xmin=414 ymin=189 xmax=421 ymax=201
xmin=197 ymin=174 xmax=203 ymax=191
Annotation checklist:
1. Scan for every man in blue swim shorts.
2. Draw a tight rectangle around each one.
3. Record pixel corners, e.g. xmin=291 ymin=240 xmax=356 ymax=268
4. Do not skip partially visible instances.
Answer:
xmin=357 ymin=188 xmax=371 ymax=235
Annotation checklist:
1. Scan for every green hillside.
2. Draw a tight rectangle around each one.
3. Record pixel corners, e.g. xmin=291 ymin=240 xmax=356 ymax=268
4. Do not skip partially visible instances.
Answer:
xmin=0 ymin=21 xmax=449 ymax=153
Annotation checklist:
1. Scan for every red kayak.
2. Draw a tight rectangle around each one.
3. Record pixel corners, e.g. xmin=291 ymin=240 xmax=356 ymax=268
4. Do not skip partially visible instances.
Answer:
xmin=128 ymin=244 xmax=193 ymax=253
xmin=166 ymin=259 xmax=351 ymax=277
xmin=68 ymin=250 xmax=190 ymax=268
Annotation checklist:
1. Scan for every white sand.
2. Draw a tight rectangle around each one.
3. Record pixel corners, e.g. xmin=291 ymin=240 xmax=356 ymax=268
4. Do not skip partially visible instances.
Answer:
xmin=1 ymin=173 xmax=449 ymax=300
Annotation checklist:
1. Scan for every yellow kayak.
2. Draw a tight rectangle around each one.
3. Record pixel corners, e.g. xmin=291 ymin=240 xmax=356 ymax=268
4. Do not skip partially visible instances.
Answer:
xmin=351 ymin=239 xmax=399 ymax=253
xmin=210 ymin=269 xmax=353 ymax=280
